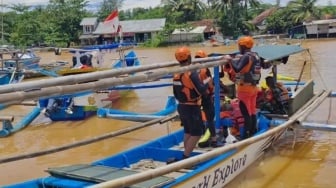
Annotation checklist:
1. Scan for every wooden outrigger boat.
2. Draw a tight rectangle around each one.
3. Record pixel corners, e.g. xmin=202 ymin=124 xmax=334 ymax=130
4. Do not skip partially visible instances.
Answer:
xmin=35 ymin=47 xmax=143 ymax=121
xmin=3 ymin=44 xmax=334 ymax=187
xmin=0 ymin=48 xmax=41 ymax=84
xmin=57 ymin=46 xmax=139 ymax=76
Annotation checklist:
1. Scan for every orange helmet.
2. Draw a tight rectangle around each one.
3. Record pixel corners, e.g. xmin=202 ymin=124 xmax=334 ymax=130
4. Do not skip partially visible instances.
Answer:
xmin=175 ymin=47 xmax=191 ymax=62
xmin=195 ymin=50 xmax=207 ymax=58
xmin=238 ymin=36 xmax=254 ymax=49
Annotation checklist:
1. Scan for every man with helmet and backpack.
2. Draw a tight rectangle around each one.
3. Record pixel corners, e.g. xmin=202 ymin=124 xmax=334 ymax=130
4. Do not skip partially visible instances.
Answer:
xmin=224 ymin=36 xmax=261 ymax=139
xmin=172 ymin=47 xmax=211 ymax=161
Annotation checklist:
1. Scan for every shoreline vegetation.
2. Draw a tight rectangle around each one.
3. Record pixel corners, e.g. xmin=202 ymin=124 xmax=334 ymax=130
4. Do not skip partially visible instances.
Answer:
xmin=1 ymin=0 xmax=335 ymax=48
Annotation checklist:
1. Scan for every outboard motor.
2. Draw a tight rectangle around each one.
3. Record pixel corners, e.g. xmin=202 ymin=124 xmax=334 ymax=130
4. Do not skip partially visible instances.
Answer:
xmin=72 ymin=56 xmax=77 ymax=67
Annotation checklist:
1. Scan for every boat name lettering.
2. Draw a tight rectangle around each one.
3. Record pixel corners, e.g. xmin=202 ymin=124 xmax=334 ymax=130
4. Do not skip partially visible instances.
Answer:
xmin=192 ymin=154 xmax=247 ymax=188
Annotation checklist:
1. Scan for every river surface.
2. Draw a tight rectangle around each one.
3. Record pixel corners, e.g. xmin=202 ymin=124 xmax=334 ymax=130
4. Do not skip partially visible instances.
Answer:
xmin=0 ymin=39 xmax=336 ymax=187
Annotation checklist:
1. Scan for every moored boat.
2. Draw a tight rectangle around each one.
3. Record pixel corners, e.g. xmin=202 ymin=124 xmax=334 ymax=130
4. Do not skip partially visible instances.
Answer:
xmin=0 ymin=48 xmax=41 ymax=84
xmin=35 ymin=47 xmax=143 ymax=121
xmin=3 ymin=44 xmax=333 ymax=188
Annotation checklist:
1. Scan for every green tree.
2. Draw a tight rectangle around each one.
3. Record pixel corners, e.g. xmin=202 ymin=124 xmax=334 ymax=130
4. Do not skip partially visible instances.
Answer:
xmin=46 ymin=0 xmax=90 ymax=47
xmin=287 ymin=0 xmax=321 ymax=24
xmin=319 ymin=5 xmax=336 ymax=18
xmin=161 ymin=0 xmax=206 ymax=22
xmin=97 ymin=0 xmax=124 ymax=21
xmin=266 ymin=8 xmax=293 ymax=34
xmin=7 ymin=4 xmax=43 ymax=47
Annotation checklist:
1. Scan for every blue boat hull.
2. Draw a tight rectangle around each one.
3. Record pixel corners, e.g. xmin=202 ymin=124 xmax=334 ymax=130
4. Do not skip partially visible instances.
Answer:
xmin=45 ymin=106 xmax=97 ymax=121
xmin=4 ymin=114 xmax=274 ymax=188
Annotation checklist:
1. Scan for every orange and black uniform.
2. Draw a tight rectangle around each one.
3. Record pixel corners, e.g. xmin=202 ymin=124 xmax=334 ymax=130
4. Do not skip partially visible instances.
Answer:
xmin=231 ymin=52 xmax=261 ymax=138
xmin=173 ymin=71 xmax=209 ymax=136
xmin=198 ymin=68 xmax=217 ymax=140
xmin=264 ymin=82 xmax=289 ymax=114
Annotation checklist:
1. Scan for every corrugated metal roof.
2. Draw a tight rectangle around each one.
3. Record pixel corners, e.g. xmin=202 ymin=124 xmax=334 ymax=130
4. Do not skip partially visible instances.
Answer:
xmin=303 ymin=19 xmax=336 ymax=25
xmin=172 ymin=26 xmax=206 ymax=34
xmin=80 ymin=17 xmax=98 ymax=26
xmin=251 ymin=8 xmax=277 ymax=25
xmin=189 ymin=19 xmax=215 ymax=33
xmin=79 ymin=34 xmax=99 ymax=39
xmin=93 ymin=18 xmax=166 ymax=34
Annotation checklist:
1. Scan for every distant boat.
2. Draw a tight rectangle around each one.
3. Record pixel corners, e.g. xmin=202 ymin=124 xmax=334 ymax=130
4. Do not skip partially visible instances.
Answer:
xmin=0 ymin=48 xmax=41 ymax=85
xmin=36 ymin=48 xmax=141 ymax=122
xmin=81 ymin=41 xmax=136 ymax=51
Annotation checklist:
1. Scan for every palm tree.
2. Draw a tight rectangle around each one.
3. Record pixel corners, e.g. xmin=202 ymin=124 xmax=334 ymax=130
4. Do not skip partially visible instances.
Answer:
xmin=287 ymin=0 xmax=321 ymax=23
xmin=161 ymin=0 xmax=206 ymax=22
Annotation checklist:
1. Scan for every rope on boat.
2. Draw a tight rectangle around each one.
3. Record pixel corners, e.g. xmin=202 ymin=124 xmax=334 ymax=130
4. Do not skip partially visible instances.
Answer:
xmin=0 ymin=113 xmax=179 ymax=164
xmin=0 ymin=58 xmax=228 ymax=105
xmin=90 ymin=90 xmax=330 ymax=188
xmin=306 ymin=49 xmax=333 ymax=124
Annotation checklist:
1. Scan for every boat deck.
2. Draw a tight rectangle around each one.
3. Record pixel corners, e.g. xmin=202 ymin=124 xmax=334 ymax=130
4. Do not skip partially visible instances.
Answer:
xmin=40 ymin=142 xmax=220 ymax=188
xmin=46 ymin=164 xmax=174 ymax=188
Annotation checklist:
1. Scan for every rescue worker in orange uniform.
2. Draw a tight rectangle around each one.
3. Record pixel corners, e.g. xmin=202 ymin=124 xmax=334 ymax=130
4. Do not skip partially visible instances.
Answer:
xmin=194 ymin=50 xmax=219 ymax=147
xmin=172 ymin=47 xmax=211 ymax=160
xmin=224 ymin=36 xmax=261 ymax=139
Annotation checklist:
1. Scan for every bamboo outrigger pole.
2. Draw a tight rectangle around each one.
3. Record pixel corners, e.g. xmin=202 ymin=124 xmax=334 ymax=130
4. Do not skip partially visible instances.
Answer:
xmin=0 ymin=56 xmax=223 ymax=94
xmin=0 ymin=57 xmax=227 ymax=104
xmin=0 ymin=61 xmax=176 ymax=94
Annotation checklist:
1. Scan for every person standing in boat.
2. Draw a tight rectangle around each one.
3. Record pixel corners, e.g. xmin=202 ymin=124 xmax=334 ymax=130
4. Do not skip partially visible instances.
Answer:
xmin=224 ymin=36 xmax=261 ymax=139
xmin=172 ymin=47 xmax=211 ymax=160
xmin=194 ymin=50 xmax=220 ymax=148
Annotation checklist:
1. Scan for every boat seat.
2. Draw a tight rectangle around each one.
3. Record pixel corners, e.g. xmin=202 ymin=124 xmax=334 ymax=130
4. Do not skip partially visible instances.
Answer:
xmin=44 ymin=164 xmax=174 ymax=188
xmin=288 ymin=79 xmax=314 ymax=115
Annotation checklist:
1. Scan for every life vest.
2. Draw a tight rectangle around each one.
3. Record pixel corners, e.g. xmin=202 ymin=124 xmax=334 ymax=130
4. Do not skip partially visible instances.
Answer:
xmin=199 ymin=68 xmax=214 ymax=94
xmin=266 ymin=83 xmax=289 ymax=105
xmin=223 ymin=63 xmax=236 ymax=82
xmin=235 ymin=52 xmax=261 ymax=85
xmin=173 ymin=72 xmax=201 ymax=104
xmin=231 ymin=99 xmax=245 ymax=128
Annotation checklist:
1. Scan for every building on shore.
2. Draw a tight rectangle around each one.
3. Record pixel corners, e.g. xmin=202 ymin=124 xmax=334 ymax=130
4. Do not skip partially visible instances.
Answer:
xmin=78 ymin=17 xmax=218 ymax=45
xmin=79 ymin=17 xmax=100 ymax=45
xmin=78 ymin=18 xmax=166 ymax=45
xmin=303 ymin=19 xmax=336 ymax=38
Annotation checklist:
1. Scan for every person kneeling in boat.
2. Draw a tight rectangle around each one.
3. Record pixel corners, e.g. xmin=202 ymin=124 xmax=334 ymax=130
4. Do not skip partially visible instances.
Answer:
xmin=172 ymin=47 xmax=210 ymax=160
xmin=259 ymin=76 xmax=289 ymax=114
xmin=193 ymin=50 xmax=220 ymax=148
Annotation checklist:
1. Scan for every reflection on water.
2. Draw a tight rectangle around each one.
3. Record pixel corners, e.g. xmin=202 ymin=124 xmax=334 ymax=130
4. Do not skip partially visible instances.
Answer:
xmin=1 ymin=40 xmax=336 ymax=187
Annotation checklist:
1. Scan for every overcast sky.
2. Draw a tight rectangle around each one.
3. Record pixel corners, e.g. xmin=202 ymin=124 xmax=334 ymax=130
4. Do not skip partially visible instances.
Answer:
xmin=1 ymin=0 xmax=334 ymax=10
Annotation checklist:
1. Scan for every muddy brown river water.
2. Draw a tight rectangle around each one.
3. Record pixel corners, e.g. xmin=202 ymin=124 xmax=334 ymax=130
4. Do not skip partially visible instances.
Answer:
xmin=1 ymin=39 xmax=336 ymax=187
